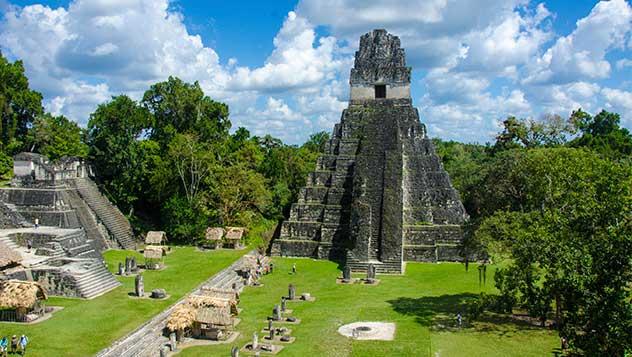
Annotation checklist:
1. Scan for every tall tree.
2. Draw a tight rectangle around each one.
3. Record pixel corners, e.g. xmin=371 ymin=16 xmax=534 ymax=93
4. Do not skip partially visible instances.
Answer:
xmin=167 ymin=133 xmax=214 ymax=206
xmin=0 ymin=53 xmax=43 ymax=153
xmin=476 ymin=148 xmax=632 ymax=355
xmin=142 ymin=76 xmax=230 ymax=146
xmin=86 ymin=95 xmax=155 ymax=211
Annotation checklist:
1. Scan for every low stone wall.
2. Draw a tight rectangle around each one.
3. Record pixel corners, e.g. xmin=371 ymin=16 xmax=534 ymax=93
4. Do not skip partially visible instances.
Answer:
xmin=2 ymin=189 xmax=58 ymax=207
xmin=402 ymin=224 xmax=463 ymax=262
xmin=30 ymin=267 xmax=83 ymax=298
xmin=271 ymin=239 xmax=320 ymax=258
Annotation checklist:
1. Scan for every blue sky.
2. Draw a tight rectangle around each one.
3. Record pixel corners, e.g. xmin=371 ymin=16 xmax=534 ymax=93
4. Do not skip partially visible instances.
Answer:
xmin=1 ymin=0 xmax=631 ymax=144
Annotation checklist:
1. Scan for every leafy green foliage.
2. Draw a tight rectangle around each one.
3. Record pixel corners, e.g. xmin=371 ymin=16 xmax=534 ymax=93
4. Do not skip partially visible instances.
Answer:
xmin=570 ymin=109 xmax=632 ymax=159
xmin=26 ymin=113 xmax=88 ymax=161
xmin=86 ymin=95 xmax=155 ymax=212
xmin=84 ymin=78 xmax=324 ymax=242
xmin=475 ymin=148 xmax=632 ymax=355
xmin=142 ymin=76 xmax=230 ymax=146
xmin=0 ymin=53 xmax=43 ymax=154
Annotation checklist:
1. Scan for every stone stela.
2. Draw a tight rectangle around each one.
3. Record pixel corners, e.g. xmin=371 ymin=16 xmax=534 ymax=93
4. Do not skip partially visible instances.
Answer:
xmin=135 ymin=274 xmax=144 ymax=297
xmin=272 ymin=29 xmax=468 ymax=274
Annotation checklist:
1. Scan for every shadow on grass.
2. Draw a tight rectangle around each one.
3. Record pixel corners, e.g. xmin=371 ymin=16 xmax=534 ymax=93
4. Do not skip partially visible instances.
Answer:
xmin=387 ymin=294 xmax=544 ymax=335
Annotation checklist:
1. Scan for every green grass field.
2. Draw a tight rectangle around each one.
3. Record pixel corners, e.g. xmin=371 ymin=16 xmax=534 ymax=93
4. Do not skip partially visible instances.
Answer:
xmin=0 ymin=247 xmax=244 ymax=356
xmin=179 ymin=258 xmax=559 ymax=357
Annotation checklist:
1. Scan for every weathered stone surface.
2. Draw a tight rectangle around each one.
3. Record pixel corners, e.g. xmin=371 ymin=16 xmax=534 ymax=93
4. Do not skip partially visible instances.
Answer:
xmin=272 ymin=29 xmax=467 ymax=273
xmin=0 ymin=153 xmax=136 ymax=250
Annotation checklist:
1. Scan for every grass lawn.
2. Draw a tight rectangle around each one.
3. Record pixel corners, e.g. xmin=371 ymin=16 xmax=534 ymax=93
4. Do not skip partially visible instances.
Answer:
xmin=0 ymin=246 xmax=245 ymax=357
xmin=179 ymin=258 xmax=559 ymax=357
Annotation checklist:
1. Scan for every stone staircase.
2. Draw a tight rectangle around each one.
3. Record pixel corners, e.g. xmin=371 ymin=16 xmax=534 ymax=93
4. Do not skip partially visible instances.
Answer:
xmin=60 ymin=188 xmax=111 ymax=251
xmin=71 ymin=178 xmax=136 ymax=250
xmin=97 ymin=253 xmax=252 ymax=357
xmin=272 ymin=125 xmax=358 ymax=260
xmin=73 ymin=260 xmax=120 ymax=299
xmin=0 ymin=235 xmax=20 ymax=251
xmin=52 ymin=229 xmax=100 ymax=259
xmin=345 ymin=258 xmax=403 ymax=274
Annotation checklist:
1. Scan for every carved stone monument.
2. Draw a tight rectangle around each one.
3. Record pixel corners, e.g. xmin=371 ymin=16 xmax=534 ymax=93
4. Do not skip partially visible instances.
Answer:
xmin=135 ymin=274 xmax=144 ymax=297
xmin=281 ymin=297 xmax=286 ymax=312
xmin=125 ymin=257 xmax=131 ymax=275
xmin=273 ymin=304 xmax=281 ymax=321
xmin=366 ymin=263 xmax=376 ymax=282
xmin=130 ymin=256 xmax=137 ymax=272
xmin=342 ymin=266 xmax=352 ymax=282
xmin=169 ymin=332 xmax=177 ymax=352
xmin=272 ymin=29 xmax=468 ymax=273
xmin=288 ymin=284 xmax=295 ymax=300
xmin=231 ymin=346 xmax=240 ymax=357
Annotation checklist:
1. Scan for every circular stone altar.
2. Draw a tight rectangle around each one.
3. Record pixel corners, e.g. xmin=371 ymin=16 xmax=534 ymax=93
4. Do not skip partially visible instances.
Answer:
xmin=337 ymin=322 xmax=396 ymax=341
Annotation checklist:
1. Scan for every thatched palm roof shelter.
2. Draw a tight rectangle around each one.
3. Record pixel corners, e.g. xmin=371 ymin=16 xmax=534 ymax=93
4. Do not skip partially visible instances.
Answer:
xmin=225 ymin=227 xmax=246 ymax=241
xmin=145 ymin=231 xmax=167 ymax=245
xmin=166 ymin=304 xmax=196 ymax=331
xmin=195 ymin=305 xmax=233 ymax=327
xmin=199 ymin=287 xmax=239 ymax=302
xmin=0 ymin=280 xmax=47 ymax=310
xmin=143 ymin=245 xmax=165 ymax=259
xmin=205 ymin=228 xmax=224 ymax=241
xmin=0 ymin=242 xmax=21 ymax=269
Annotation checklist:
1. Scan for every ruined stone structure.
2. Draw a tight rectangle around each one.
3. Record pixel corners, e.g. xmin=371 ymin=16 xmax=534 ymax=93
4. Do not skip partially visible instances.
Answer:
xmin=272 ymin=29 xmax=468 ymax=273
xmin=0 ymin=153 xmax=135 ymax=298
xmin=2 ymin=153 xmax=136 ymax=250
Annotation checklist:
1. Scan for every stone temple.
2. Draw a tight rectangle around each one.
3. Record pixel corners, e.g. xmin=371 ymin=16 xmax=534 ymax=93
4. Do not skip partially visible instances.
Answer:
xmin=271 ymin=29 xmax=468 ymax=273
xmin=0 ymin=153 xmax=136 ymax=299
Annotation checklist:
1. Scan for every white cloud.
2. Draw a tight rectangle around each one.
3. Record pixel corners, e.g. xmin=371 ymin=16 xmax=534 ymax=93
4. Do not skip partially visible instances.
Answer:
xmin=457 ymin=8 xmax=552 ymax=74
xmin=1 ymin=0 xmax=630 ymax=144
xmin=524 ymin=0 xmax=632 ymax=85
xmin=227 ymin=11 xmax=349 ymax=93
xmin=601 ymin=88 xmax=632 ymax=125
xmin=616 ymin=58 xmax=632 ymax=70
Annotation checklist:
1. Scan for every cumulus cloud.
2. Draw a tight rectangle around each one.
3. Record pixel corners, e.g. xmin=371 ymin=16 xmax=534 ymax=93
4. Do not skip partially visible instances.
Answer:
xmin=1 ymin=0 xmax=630 ymax=144
xmin=601 ymin=88 xmax=632 ymax=125
xmin=523 ymin=0 xmax=632 ymax=85
xmin=227 ymin=11 xmax=349 ymax=93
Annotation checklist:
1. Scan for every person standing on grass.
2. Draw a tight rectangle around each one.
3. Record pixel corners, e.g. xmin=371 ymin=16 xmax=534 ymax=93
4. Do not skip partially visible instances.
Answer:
xmin=292 ymin=263 xmax=296 ymax=274
xmin=10 ymin=336 xmax=17 ymax=354
xmin=0 ymin=336 xmax=8 ymax=357
xmin=456 ymin=313 xmax=462 ymax=328
xmin=19 ymin=335 xmax=28 ymax=355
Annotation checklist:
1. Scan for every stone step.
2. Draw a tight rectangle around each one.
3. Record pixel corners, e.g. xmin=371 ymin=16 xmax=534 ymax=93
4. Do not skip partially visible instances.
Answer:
xmin=0 ymin=236 xmax=21 ymax=250
xmin=71 ymin=178 xmax=135 ymax=250
xmin=345 ymin=259 xmax=403 ymax=274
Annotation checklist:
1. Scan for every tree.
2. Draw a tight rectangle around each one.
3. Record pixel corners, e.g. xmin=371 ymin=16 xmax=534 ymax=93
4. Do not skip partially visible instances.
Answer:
xmin=301 ymin=131 xmax=330 ymax=153
xmin=492 ymin=115 xmax=575 ymax=153
xmin=433 ymin=139 xmax=490 ymax=218
xmin=86 ymin=95 xmax=154 ymax=212
xmin=142 ymin=76 xmax=230 ymax=146
xmin=27 ymin=114 xmax=88 ymax=161
xmin=209 ymin=163 xmax=270 ymax=226
xmin=475 ymin=148 xmax=632 ymax=355
xmin=0 ymin=53 xmax=43 ymax=153
xmin=167 ymin=133 xmax=214 ymax=206
xmin=570 ymin=109 xmax=632 ymax=159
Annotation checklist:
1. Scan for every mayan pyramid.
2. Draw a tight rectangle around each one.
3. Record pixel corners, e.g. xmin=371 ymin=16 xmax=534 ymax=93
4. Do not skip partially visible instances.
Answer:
xmin=271 ymin=29 xmax=468 ymax=273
